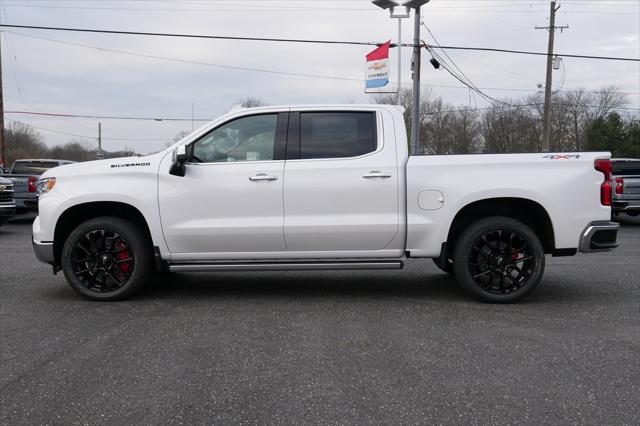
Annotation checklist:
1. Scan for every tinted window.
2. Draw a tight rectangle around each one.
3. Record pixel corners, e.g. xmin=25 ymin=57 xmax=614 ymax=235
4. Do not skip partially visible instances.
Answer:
xmin=299 ymin=112 xmax=376 ymax=159
xmin=192 ymin=114 xmax=278 ymax=163
xmin=612 ymin=160 xmax=640 ymax=176
xmin=11 ymin=161 xmax=61 ymax=175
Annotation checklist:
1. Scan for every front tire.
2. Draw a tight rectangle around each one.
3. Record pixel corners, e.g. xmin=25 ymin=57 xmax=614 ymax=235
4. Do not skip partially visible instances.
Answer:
xmin=453 ymin=216 xmax=545 ymax=303
xmin=61 ymin=217 xmax=152 ymax=301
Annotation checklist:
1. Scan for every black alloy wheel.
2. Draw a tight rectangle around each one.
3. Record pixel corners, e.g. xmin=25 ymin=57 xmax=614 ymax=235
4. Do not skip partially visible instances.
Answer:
xmin=468 ymin=229 xmax=534 ymax=294
xmin=453 ymin=216 xmax=545 ymax=303
xmin=70 ymin=229 xmax=135 ymax=293
xmin=62 ymin=217 xmax=151 ymax=301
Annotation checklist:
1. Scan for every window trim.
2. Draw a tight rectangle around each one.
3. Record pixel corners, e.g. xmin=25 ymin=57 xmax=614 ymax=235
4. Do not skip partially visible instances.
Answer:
xmin=285 ymin=110 xmax=381 ymax=162
xmin=187 ymin=112 xmax=288 ymax=164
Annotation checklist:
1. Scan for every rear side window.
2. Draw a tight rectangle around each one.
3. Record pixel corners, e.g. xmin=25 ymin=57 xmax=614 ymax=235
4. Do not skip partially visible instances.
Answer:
xmin=298 ymin=112 xmax=377 ymax=159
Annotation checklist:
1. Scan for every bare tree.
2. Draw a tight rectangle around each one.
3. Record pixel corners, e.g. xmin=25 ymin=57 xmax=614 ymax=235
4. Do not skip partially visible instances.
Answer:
xmin=449 ymin=108 xmax=481 ymax=154
xmin=238 ymin=97 xmax=269 ymax=108
xmin=4 ymin=122 xmax=48 ymax=166
xmin=49 ymin=139 xmax=96 ymax=162
xmin=482 ymin=101 xmax=540 ymax=153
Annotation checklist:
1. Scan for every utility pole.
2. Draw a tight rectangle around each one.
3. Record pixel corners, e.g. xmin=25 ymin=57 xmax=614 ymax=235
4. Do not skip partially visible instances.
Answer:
xmin=0 ymin=31 xmax=5 ymax=170
xmin=536 ymin=1 xmax=568 ymax=152
xmin=410 ymin=5 xmax=422 ymax=156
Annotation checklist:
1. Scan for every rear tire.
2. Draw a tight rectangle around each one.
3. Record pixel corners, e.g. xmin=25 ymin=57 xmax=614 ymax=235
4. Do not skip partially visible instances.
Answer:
xmin=61 ymin=217 xmax=152 ymax=301
xmin=453 ymin=216 xmax=545 ymax=303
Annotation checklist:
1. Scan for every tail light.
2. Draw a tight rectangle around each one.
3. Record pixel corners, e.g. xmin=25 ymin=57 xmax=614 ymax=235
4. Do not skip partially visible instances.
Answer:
xmin=594 ymin=159 xmax=612 ymax=206
xmin=28 ymin=176 xmax=37 ymax=193
xmin=615 ymin=177 xmax=624 ymax=195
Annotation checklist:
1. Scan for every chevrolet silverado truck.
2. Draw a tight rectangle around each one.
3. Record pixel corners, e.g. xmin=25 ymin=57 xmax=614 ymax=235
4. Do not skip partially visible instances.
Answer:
xmin=0 ymin=177 xmax=17 ymax=226
xmin=1 ymin=159 xmax=75 ymax=213
xmin=611 ymin=158 xmax=640 ymax=217
xmin=32 ymin=104 xmax=619 ymax=302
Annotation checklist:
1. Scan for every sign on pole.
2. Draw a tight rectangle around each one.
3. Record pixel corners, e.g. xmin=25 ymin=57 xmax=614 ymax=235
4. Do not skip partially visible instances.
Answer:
xmin=365 ymin=41 xmax=391 ymax=92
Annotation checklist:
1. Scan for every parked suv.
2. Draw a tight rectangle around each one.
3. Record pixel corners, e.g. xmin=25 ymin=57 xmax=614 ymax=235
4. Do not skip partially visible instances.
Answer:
xmin=611 ymin=158 xmax=640 ymax=217
xmin=0 ymin=177 xmax=16 ymax=226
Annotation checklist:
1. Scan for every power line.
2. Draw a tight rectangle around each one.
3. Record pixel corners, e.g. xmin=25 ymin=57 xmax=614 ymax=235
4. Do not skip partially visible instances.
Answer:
xmin=0 ymin=4 xmax=28 ymax=105
xmin=1 ymin=24 xmax=638 ymax=62
xmin=2 ymin=2 xmax=638 ymax=14
xmin=430 ymin=45 xmax=639 ymax=62
xmin=5 ymin=30 xmax=364 ymax=83
xmin=419 ymin=22 xmax=502 ymax=106
xmin=7 ymin=104 xmax=639 ymax=124
xmin=5 ymin=110 xmax=212 ymax=122
xmin=6 ymin=118 xmax=174 ymax=141
xmin=13 ymin=30 xmax=633 ymax=97
xmin=0 ymin=24 xmax=381 ymax=47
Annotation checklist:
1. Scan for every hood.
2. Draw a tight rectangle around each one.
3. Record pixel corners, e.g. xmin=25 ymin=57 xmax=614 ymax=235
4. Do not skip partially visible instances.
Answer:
xmin=40 ymin=153 xmax=164 ymax=180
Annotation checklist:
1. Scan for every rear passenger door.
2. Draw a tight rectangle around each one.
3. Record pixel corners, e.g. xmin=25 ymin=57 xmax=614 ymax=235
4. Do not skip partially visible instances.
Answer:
xmin=283 ymin=108 xmax=401 ymax=253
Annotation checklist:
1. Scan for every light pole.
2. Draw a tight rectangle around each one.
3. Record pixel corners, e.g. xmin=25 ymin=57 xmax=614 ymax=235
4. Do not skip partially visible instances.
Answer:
xmin=404 ymin=0 xmax=430 ymax=156
xmin=372 ymin=0 xmax=430 ymax=155
xmin=372 ymin=1 xmax=410 ymax=105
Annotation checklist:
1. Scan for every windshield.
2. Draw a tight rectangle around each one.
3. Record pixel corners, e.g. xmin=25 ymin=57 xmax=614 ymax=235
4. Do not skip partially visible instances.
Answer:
xmin=11 ymin=161 xmax=61 ymax=175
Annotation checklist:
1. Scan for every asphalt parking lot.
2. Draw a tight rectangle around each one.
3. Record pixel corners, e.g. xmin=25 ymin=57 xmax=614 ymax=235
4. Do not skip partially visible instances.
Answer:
xmin=1 ymin=215 xmax=638 ymax=425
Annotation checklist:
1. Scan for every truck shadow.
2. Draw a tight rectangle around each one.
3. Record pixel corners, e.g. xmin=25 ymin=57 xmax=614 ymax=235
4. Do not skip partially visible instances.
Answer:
xmin=45 ymin=270 xmax=610 ymax=306
xmin=137 ymin=271 xmax=470 ymax=302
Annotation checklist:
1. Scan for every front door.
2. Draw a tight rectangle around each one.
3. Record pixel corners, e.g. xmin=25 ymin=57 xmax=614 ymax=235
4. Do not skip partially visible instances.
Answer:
xmin=159 ymin=112 xmax=288 ymax=259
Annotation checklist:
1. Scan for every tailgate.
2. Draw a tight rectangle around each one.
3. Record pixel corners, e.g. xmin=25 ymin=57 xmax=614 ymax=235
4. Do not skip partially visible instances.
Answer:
xmin=5 ymin=175 xmax=29 ymax=193
xmin=622 ymin=176 xmax=640 ymax=195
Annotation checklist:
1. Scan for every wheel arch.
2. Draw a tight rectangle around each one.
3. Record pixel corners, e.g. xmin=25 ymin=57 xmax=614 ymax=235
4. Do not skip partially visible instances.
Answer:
xmin=445 ymin=197 xmax=556 ymax=255
xmin=53 ymin=201 xmax=154 ymax=266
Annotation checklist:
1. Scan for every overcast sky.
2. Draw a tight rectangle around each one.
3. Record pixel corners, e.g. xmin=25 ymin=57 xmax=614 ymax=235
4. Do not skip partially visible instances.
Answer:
xmin=1 ymin=0 xmax=639 ymax=154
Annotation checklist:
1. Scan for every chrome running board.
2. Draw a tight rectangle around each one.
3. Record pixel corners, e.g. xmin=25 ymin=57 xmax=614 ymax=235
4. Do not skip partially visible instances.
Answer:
xmin=168 ymin=260 xmax=404 ymax=272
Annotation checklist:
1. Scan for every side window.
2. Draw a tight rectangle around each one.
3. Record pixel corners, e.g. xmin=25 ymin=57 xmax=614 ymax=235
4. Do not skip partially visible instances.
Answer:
xmin=299 ymin=112 xmax=377 ymax=159
xmin=192 ymin=114 xmax=278 ymax=163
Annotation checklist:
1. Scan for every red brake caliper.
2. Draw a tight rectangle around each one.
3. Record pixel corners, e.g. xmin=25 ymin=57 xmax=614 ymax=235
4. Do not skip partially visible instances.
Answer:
xmin=115 ymin=240 xmax=131 ymax=273
xmin=511 ymin=248 xmax=522 ymax=262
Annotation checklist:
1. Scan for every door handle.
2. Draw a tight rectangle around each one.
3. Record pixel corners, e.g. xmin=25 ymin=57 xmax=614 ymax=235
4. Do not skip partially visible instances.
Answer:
xmin=362 ymin=171 xmax=392 ymax=179
xmin=249 ymin=173 xmax=278 ymax=182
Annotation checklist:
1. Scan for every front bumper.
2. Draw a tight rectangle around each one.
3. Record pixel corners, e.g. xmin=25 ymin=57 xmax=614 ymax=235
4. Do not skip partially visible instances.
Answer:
xmin=33 ymin=238 xmax=55 ymax=265
xmin=15 ymin=195 xmax=39 ymax=211
xmin=579 ymin=221 xmax=619 ymax=253
xmin=0 ymin=204 xmax=16 ymax=222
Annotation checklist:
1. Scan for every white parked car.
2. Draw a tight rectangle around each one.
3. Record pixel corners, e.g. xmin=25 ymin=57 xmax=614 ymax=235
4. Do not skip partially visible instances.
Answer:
xmin=33 ymin=104 xmax=619 ymax=302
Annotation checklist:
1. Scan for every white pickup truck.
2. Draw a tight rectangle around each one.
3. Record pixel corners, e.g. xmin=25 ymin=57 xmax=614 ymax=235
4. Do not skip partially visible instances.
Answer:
xmin=33 ymin=104 xmax=619 ymax=302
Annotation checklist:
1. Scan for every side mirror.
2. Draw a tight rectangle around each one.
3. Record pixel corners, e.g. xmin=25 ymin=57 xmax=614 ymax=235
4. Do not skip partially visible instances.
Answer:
xmin=169 ymin=145 xmax=188 ymax=177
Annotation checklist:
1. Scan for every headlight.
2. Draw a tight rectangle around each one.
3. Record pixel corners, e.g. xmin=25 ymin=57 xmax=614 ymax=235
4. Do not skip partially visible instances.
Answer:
xmin=37 ymin=177 xmax=56 ymax=195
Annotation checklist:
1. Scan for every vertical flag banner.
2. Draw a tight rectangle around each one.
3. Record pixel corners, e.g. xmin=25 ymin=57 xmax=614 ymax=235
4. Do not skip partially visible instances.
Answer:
xmin=365 ymin=41 xmax=391 ymax=91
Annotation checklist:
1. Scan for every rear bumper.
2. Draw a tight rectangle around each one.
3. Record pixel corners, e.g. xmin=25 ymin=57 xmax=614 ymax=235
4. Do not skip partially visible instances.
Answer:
xmin=612 ymin=199 xmax=640 ymax=213
xmin=579 ymin=221 xmax=619 ymax=253
xmin=33 ymin=238 xmax=55 ymax=265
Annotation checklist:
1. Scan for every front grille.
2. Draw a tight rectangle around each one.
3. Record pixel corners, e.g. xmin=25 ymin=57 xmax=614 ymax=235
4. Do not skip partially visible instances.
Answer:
xmin=0 ymin=190 xmax=15 ymax=203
